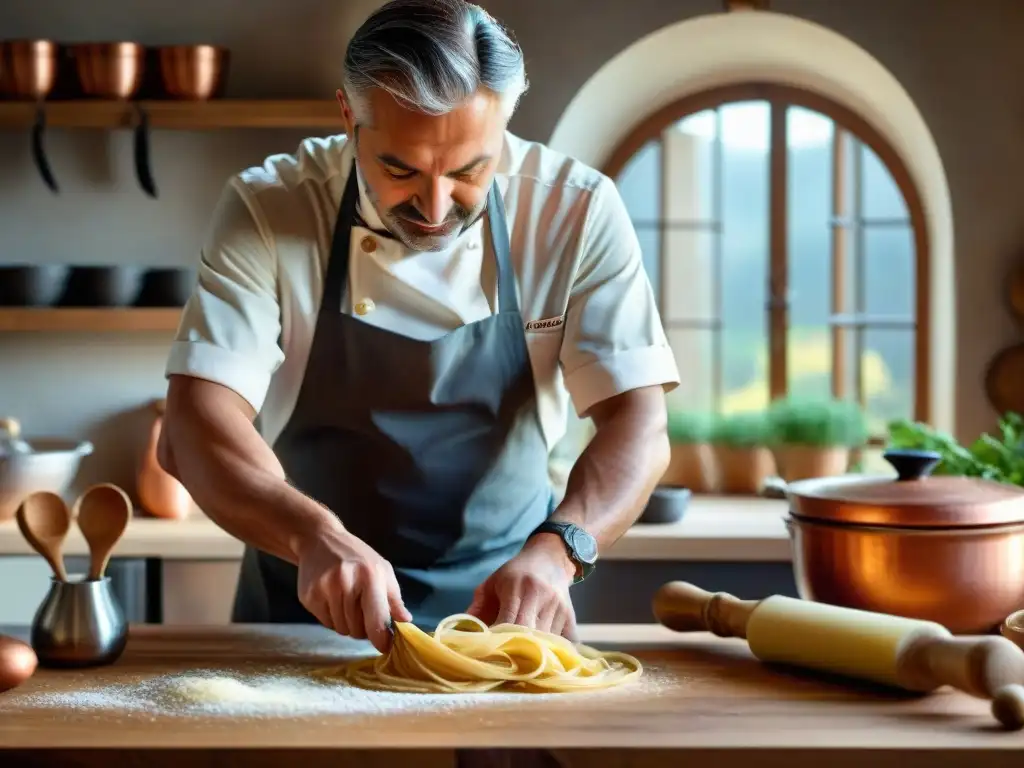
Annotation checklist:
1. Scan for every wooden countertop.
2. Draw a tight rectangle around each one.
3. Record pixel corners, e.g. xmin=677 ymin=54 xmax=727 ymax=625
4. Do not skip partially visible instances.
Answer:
xmin=0 ymin=623 xmax=1020 ymax=766
xmin=0 ymin=495 xmax=792 ymax=562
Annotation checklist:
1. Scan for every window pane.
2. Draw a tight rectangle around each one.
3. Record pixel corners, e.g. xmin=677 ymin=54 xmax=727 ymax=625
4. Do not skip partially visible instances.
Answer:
xmin=663 ymin=230 xmax=716 ymax=323
xmin=864 ymin=225 xmax=915 ymax=317
xmin=720 ymin=101 xmax=770 ymax=413
xmin=786 ymin=106 xmax=834 ymax=400
xmin=666 ymin=328 xmax=715 ymax=412
xmin=610 ymin=97 xmax=919 ymax=436
xmin=669 ymin=110 xmax=717 ymax=220
xmin=861 ymin=142 xmax=908 ymax=220
xmin=634 ymin=224 xmax=661 ymax=301
xmin=721 ymin=327 xmax=770 ymax=413
xmin=862 ymin=328 xmax=915 ymax=435
xmin=616 ymin=140 xmax=661 ymax=222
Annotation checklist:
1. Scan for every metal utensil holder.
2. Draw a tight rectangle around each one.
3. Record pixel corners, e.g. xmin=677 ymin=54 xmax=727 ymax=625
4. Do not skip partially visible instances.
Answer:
xmin=31 ymin=574 xmax=128 ymax=668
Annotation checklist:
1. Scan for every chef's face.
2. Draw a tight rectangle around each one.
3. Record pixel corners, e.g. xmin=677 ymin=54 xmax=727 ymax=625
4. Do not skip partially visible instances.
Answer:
xmin=337 ymin=87 xmax=506 ymax=252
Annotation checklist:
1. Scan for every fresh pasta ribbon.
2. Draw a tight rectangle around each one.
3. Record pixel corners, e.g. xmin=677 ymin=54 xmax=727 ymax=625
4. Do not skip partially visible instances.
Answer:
xmin=316 ymin=613 xmax=643 ymax=694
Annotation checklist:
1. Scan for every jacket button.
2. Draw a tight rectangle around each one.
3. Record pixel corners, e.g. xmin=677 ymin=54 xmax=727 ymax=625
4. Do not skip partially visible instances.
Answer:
xmin=354 ymin=298 xmax=376 ymax=316
xmin=360 ymin=236 xmax=377 ymax=253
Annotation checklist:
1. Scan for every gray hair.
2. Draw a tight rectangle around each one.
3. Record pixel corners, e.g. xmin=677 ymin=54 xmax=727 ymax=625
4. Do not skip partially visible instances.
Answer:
xmin=342 ymin=0 xmax=528 ymax=123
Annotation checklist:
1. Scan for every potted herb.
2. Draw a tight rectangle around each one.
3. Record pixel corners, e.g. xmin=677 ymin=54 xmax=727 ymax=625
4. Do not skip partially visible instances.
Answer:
xmin=766 ymin=397 xmax=868 ymax=482
xmin=662 ymin=410 xmax=718 ymax=493
xmin=709 ymin=411 xmax=776 ymax=495
xmin=886 ymin=411 xmax=1024 ymax=484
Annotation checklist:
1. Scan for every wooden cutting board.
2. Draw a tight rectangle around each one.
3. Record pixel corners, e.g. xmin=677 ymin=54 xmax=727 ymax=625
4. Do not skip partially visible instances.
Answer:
xmin=0 ymin=623 xmax=1020 ymax=768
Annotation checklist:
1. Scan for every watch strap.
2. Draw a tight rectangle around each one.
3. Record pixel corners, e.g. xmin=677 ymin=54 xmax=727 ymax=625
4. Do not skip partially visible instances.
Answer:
xmin=531 ymin=521 xmax=596 ymax=583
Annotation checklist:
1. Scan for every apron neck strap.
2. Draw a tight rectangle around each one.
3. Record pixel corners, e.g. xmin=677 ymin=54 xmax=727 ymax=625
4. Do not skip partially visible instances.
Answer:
xmin=486 ymin=180 xmax=518 ymax=314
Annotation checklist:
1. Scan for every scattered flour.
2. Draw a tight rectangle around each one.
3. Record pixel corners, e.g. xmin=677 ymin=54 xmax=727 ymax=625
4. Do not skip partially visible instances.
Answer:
xmin=0 ymin=628 xmax=675 ymax=719
xmin=1 ymin=663 xmax=675 ymax=720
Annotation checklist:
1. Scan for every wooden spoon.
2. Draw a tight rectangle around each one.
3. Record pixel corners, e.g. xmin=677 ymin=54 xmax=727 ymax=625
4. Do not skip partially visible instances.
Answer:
xmin=74 ymin=483 xmax=132 ymax=580
xmin=16 ymin=491 xmax=71 ymax=581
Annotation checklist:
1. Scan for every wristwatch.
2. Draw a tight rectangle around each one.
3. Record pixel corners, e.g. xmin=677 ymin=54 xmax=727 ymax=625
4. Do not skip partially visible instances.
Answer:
xmin=530 ymin=521 xmax=598 ymax=584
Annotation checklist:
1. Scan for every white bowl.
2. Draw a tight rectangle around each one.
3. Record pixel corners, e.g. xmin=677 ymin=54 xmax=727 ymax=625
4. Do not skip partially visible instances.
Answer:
xmin=0 ymin=438 xmax=94 ymax=521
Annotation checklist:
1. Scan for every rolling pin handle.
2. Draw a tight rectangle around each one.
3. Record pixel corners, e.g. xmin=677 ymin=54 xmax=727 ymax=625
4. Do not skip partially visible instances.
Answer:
xmin=992 ymin=685 xmax=1024 ymax=731
xmin=652 ymin=581 xmax=758 ymax=639
xmin=899 ymin=633 xmax=1024 ymax=729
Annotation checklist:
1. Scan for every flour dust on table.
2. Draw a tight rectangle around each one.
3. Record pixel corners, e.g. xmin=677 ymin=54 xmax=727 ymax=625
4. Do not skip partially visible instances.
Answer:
xmin=1 ymin=664 xmax=675 ymax=720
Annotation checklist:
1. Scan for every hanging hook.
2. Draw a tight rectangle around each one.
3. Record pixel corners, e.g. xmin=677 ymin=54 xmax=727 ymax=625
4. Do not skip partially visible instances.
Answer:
xmin=132 ymin=102 xmax=158 ymax=199
xmin=30 ymin=104 xmax=59 ymax=193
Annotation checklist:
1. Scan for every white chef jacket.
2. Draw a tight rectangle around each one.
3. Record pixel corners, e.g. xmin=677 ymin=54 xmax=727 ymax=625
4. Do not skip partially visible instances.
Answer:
xmin=165 ymin=131 xmax=680 ymax=454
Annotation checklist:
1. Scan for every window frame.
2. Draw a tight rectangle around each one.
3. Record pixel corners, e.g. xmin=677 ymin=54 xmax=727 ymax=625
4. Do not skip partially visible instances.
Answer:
xmin=603 ymin=81 xmax=932 ymax=431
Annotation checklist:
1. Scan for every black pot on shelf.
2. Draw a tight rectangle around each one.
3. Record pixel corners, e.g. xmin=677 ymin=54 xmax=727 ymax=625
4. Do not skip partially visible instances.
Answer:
xmin=637 ymin=486 xmax=692 ymax=524
xmin=0 ymin=265 xmax=70 ymax=306
xmin=58 ymin=266 xmax=144 ymax=307
xmin=134 ymin=268 xmax=197 ymax=307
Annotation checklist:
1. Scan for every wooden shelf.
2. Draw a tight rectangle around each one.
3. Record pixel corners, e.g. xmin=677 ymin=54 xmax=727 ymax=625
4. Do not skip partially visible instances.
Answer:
xmin=0 ymin=99 xmax=342 ymax=130
xmin=0 ymin=308 xmax=182 ymax=332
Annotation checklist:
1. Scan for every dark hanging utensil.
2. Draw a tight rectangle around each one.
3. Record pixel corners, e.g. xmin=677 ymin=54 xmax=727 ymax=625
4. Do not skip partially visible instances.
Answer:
xmin=133 ymin=102 xmax=157 ymax=198
xmin=30 ymin=105 xmax=59 ymax=193
xmin=2 ymin=40 xmax=59 ymax=193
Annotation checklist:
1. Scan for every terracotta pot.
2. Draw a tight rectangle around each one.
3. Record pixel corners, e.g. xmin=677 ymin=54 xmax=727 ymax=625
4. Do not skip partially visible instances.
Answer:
xmin=772 ymin=444 xmax=850 ymax=482
xmin=712 ymin=444 xmax=775 ymax=495
xmin=784 ymin=448 xmax=1024 ymax=634
xmin=661 ymin=442 xmax=717 ymax=493
xmin=137 ymin=399 xmax=192 ymax=520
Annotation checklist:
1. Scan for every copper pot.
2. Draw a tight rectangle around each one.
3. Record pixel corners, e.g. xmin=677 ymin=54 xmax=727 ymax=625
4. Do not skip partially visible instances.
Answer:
xmin=0 ymin=39 xmax=57 ymax=100
xmin=784 ymin=449 xmax=1024 ymax=634
xmin=157 ymin=45 xmax=228 ymax=100
xmin=70 ymin=42 xmax=144 ymax=99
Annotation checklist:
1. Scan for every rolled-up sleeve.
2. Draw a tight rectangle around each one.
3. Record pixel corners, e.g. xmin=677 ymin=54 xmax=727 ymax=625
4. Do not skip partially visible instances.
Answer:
xmin=560 ymin=176 xmax=680 ymax=417
xmin=165 ymin=179 xmax=284 ymax=413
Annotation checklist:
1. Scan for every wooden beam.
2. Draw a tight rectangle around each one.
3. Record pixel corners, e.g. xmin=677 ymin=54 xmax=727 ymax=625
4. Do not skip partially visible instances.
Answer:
xmin=0 ymin=100 xmax=342 ymax=131
xmin=0 ymin=308 xmax=181 ymax=333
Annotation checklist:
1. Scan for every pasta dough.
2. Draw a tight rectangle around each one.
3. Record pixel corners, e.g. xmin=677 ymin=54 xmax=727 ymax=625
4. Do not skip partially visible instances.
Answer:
xmin=316 ymin=613 xmax=643 ymax=694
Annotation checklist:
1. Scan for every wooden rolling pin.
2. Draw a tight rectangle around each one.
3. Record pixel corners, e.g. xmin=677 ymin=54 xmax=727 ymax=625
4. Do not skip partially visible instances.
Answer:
xmin=653 ymin=581 xmax=1024 ymax=730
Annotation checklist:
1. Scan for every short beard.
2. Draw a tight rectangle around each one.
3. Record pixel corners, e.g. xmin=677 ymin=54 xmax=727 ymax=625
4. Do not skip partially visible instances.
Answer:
xmin=353 ymin=128 xmax=487 ymax=253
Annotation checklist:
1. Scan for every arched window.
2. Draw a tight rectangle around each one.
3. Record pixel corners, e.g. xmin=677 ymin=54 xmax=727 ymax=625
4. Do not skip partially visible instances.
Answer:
xmin=605 ymin=83 xmax=929 ymax=466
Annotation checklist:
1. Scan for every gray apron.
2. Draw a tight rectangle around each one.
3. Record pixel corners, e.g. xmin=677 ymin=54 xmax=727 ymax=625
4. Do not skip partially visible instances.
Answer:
xmin=231 ymin=162 xmax=555 ymax=629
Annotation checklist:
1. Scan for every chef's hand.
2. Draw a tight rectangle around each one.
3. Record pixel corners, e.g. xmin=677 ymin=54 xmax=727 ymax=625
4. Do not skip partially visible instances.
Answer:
xmin=294 ymin=524 xmax=411 ymax=654
xmin=465 ymin=534 xmax=578 ymax=640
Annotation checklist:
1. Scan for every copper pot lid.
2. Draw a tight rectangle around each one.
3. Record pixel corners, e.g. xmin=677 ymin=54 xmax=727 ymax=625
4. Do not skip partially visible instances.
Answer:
xmin=785 ymin=449 xmax=1024 ymax=528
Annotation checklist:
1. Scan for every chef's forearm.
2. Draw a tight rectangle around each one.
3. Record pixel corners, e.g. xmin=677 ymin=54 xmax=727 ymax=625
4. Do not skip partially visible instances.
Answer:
xmin=551 ymin=387 xmax=670 ymax=552
xmin=160 ymin=376 xmax=342 ymax=565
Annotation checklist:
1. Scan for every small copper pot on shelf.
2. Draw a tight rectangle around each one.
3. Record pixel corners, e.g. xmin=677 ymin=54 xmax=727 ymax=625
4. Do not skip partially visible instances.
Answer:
xmin=784 ymin=449 xmax=1024 ymax=635
xmin=69 ymin=42 xmax=145 ymax=99
xmin=0 ymin=39 xmax=58 ymax=100
xmin=156 ymin=44 xmax=229 ymax=100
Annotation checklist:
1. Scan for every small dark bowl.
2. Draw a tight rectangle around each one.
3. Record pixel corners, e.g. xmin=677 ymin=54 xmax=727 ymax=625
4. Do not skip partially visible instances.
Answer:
xmin=637 ymin=486 xmax=692 ymax=524
xmin=0 ymin=264 xmax=70 ymax=306
xmin=134 ymin=267 xmax=197 ymax=307
xmin=57 ymin=266 xmax=144 ymax=307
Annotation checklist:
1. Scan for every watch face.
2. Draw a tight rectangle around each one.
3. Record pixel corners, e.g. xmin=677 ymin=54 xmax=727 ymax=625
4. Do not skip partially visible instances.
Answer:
xmin=571 ymin=528 xmax=598 ymax=564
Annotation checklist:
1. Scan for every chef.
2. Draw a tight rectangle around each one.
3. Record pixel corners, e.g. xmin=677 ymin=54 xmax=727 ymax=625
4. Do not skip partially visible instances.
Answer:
xmin=158 ymin=0 xmax=680 ymax=655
